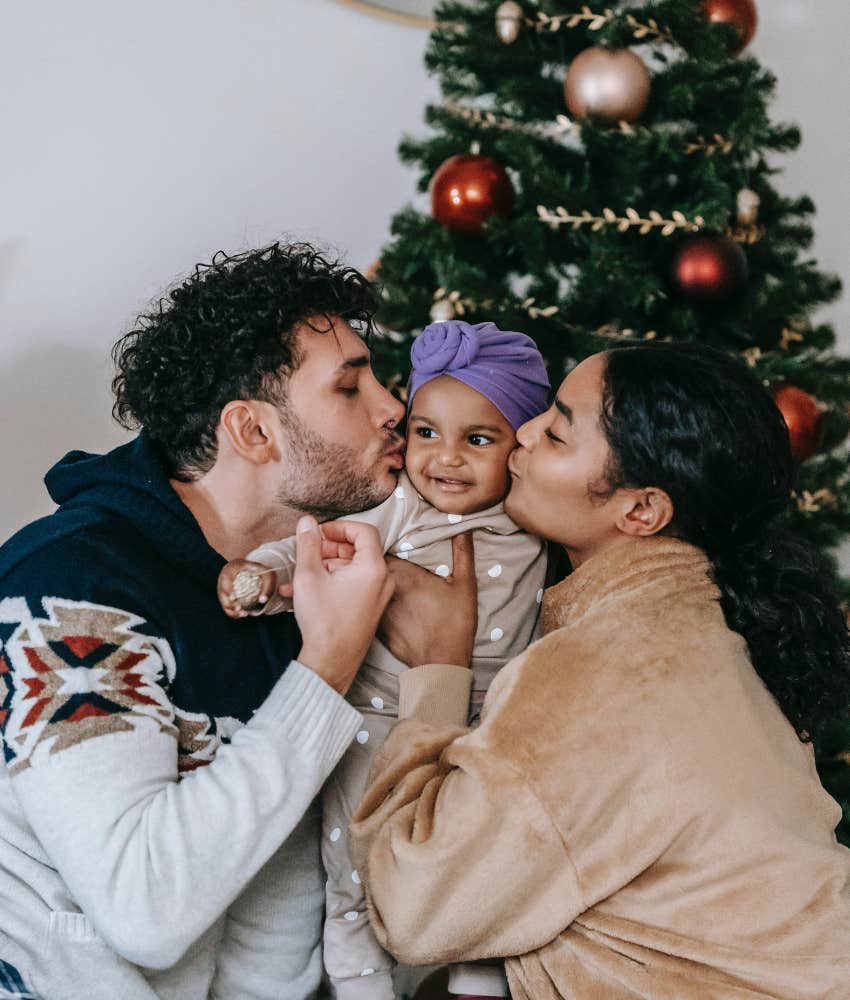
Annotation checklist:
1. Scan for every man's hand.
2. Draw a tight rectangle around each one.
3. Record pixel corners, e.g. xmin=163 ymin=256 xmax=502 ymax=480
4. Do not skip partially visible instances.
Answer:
xmin=291 ymin=516 xmax=394 ymax=695
xmin=379 ymin=532 xmax=477 ymax=668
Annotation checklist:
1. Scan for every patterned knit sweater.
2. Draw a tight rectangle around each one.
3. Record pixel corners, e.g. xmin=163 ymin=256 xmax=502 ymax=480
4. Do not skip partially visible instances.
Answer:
xmin=0 ymin=435 xmax=361 ymax=1000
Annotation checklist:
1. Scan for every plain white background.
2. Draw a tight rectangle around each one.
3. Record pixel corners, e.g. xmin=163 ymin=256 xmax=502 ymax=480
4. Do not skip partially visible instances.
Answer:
xmin=1 ymin=0 xmax=847 ymax=541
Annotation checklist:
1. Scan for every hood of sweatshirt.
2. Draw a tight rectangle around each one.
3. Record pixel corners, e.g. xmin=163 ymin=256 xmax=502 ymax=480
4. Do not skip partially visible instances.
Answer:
xmin=1 ymin=435 xmax=222 ymax=587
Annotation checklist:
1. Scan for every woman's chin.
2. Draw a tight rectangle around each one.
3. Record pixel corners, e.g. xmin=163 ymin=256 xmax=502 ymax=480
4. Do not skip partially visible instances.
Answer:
xmin=504 ymin=489 xmax=536 ymax=535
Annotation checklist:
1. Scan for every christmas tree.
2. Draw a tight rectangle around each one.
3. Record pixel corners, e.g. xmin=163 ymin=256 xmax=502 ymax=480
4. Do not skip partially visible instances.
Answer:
xmin=370 ymin=0 xmax=850 ymax=841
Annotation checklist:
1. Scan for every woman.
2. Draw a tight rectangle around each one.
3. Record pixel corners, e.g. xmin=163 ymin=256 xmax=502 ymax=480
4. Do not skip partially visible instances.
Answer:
xmin=349 ymin=343 xmax=850 ymax=999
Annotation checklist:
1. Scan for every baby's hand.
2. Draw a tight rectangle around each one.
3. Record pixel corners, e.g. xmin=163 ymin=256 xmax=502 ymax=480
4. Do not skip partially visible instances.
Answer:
xmin=217 ymin=559 xmax=277 ymax=618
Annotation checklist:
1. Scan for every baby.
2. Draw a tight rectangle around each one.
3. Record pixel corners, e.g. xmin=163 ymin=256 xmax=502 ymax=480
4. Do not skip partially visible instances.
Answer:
xmin=218 ymin=320 xmax=550 ymax=1000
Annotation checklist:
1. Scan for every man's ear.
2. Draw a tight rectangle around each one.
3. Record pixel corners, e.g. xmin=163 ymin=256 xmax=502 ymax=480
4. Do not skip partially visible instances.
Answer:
xmin=615 ymin=487 xmax=674 ymax=538
xmin=218 ymin=400 xmax=281 ymax=465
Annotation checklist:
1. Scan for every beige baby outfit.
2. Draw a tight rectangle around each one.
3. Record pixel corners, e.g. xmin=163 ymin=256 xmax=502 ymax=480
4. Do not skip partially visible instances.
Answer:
xmin=247 ymin=470 xmax=547 ymax=999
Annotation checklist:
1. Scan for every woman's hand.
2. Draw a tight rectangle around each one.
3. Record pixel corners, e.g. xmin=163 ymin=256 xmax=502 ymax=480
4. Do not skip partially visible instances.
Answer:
xmin=378 ymin=532 xmax=477 ymax=668
xmin=292 ymin=516 xmax=395 ymax=695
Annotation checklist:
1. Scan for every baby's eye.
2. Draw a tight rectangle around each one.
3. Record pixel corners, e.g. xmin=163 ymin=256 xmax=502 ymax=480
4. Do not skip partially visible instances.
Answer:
xmin=416 ymin=427 xmax=437 ymax=439
xmin=468 ymin=433 xmax=493 ymax=447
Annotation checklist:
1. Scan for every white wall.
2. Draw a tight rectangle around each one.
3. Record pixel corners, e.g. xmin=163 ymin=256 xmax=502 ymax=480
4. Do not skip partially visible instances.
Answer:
xmin=1 ymin=0 xmax=847 ymax=541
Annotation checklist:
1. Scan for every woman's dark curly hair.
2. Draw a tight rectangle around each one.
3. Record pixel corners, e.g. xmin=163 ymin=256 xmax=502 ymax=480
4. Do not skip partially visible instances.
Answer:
xmin=112 ymin=242 xmax=379 ymax=479
xmin=599 ymin=342 xmax=850 ymax=747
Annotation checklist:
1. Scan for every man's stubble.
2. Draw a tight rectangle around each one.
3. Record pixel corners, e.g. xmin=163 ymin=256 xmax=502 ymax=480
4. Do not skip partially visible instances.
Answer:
xmin=275 ymin=403 xmax=399 ymax=520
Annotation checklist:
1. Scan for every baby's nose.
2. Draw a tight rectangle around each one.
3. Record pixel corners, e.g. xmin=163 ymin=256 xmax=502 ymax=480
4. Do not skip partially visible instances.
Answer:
xmin=439 ymin=449 xmax=464 ymax=467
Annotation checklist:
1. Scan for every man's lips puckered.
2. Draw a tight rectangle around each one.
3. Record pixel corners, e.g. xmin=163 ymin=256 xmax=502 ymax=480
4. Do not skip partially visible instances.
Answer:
xmin=383 ymin=442 xmax=405 ymax=468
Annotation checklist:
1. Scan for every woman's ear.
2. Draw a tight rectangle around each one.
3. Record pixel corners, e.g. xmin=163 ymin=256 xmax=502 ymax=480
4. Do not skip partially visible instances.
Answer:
xmin=218 ymin=400 xmax=281 ymax=465
xmin=616 ymin=487 xmax=674 ymax=538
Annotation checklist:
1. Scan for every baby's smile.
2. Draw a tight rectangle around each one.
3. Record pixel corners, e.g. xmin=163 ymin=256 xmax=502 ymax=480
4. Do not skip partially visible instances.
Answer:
xmin=428 ymin=474 xmax=474 ymax=493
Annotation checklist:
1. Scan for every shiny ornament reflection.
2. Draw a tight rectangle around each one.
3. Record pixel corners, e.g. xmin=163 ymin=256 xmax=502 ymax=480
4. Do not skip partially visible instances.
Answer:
xmin=702 ymin=0 xmax=758 ymax=53
xmin=564 ymin=46 xmax=651 ymax=122
xmin=672 ymin=233 xmax=748 ymax=305
xmin=430 ymin=153 xmax=515 ymax=233
xmin=736 ymin=188 xmax=760 ymax=226
xmin=496 ymin=1 xmax=523 ymax=44
xmin=772 ymin=384 xmax=823 ymax=462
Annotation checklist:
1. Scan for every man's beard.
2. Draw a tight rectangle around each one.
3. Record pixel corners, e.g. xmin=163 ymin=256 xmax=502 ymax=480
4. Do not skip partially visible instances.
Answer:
xmin=275 ymin=404 xmax=401 ymax=520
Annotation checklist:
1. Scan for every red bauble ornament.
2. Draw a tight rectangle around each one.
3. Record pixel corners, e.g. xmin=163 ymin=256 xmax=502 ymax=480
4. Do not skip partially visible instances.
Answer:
xmin=671 ymin=233 xmax=748 ymax=305
xmin=772 ymin=384 xmax=823 ymax=463
xmin=701 ymin=0 xmax=758 ymax=53
xmin=430 ymin=154 xmax=515 ymax=234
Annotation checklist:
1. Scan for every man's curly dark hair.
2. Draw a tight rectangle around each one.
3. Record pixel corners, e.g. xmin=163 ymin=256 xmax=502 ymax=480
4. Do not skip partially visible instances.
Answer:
xmin=112 ymin=242 xmax=379 ymax=479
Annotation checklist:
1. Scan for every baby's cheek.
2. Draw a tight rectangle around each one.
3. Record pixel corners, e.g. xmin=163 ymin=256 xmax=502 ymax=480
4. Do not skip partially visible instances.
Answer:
xmin=403 ymin=457 xmax=428 ymax=497
xmin=480 ymin=457 xmax=512 ymax=505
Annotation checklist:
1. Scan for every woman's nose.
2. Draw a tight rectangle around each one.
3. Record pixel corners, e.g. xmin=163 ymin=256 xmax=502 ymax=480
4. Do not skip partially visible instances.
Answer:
xmin=516 ymin=415 xmax=540 ymax=449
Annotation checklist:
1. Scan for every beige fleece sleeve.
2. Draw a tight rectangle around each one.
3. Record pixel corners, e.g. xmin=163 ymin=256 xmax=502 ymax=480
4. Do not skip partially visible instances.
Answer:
xmin=397 ymin=663 xmax=472 ymax=728
xmin=349 ymin=674 xmax=583 ymax=966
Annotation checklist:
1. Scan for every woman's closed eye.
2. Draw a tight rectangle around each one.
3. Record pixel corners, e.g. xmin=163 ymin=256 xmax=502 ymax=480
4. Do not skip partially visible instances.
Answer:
xmin=546 ymin=428 xmax=565 ymax=445
xmin=337 ymin=385 xmax=359 ymax=397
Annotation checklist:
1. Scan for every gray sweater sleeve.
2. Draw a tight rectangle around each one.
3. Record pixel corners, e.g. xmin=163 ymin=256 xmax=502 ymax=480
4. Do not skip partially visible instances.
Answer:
xmin=6 ymin=619 xmax=361 ymax=971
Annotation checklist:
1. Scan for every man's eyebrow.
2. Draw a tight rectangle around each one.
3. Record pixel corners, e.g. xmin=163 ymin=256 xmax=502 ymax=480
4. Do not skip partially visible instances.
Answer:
xmin=554 ymin=398 xmax=574 ymax=424
xmin=335 ymin=354 xmax=371 ymax=373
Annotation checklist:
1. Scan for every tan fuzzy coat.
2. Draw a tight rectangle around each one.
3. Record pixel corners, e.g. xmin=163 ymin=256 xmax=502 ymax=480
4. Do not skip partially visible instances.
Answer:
xmin=350 ymin=537 xmax=850 ymax=999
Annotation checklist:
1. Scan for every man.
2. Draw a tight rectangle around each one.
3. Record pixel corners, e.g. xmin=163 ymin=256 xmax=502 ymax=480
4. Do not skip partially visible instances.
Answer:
xmin=0 ymin=242 xmax=433 ymax=999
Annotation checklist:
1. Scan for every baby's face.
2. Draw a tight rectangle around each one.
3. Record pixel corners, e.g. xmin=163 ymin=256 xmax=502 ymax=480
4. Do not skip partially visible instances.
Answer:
xmin=405 ymin=375 xmax=517 ymax=515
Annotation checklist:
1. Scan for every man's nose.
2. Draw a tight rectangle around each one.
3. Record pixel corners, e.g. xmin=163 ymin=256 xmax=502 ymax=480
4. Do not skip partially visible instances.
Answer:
xmin=377 ymin=384 xmax=405 ymax=430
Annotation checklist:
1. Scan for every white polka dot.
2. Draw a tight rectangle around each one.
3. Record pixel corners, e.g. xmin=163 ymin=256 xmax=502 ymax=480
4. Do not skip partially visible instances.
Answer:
xmin=330 ymin=827 xmax=341 ymax=843
xmin=399 ymin=541 xmax=413 ymax=551
xmin=536 ymin=588 xmax=544 ymax=604
xmin=360 ymin=968 xmax=376 ymax=977
xmin=487 ymin=564 xmax=503 ymax=578
xmin=490 ymin=627 xmax=504 ymax=642
xmin=371 ymin=696 xmax=384 ymax=710
xmin=351 ymin=869 xmax=361 ymax=884
xmin=344 ymin=911 xmax=359 ymax=922
xmin=356 ymin=730 xmax=370 ymax=744
xmin=447 ymin=513 xmax=463 ymax=523
xmin=435 ymin=564 xmax=450 ymax=578
xmin=394 ymin=486 xmax=405 ymax=499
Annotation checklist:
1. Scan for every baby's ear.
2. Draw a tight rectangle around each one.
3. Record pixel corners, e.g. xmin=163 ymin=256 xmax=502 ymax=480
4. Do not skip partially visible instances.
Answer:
xmin=616 ymin=487 xmax=673 ymax=538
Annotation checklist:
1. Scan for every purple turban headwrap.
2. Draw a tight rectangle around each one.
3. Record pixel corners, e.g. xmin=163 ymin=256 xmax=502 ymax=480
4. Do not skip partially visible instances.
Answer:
xmin=407 ymin=320 xmax=550 ymax=431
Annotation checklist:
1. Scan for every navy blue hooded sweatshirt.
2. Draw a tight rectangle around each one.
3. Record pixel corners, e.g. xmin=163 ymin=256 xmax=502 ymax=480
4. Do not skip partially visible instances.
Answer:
xmin=0 ymin=434 xmax=299 ymax=757
xmin=0 ymin=436 xmax=363 ymax=996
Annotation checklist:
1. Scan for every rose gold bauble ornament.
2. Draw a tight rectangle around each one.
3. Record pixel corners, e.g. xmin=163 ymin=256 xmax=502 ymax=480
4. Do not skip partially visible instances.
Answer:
xmin=564 ymin=46 xmax=651 ymax=122
xmin=430 ymin=153 xmax=515 ymax=234
xmin=702 ymin=0 xmax=758 ymax=53
xmin=672 ymin=232 xmax=748 ymax=305
xmin=430 ymin=299 xmax=456 ymax=322
xmin=496 ymin=1 xmax=523 ymax=44
xmin=736 ymin=188 xmax=760 ymax=226
xmin=771 ymin=384 xmax=823 ymax=462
